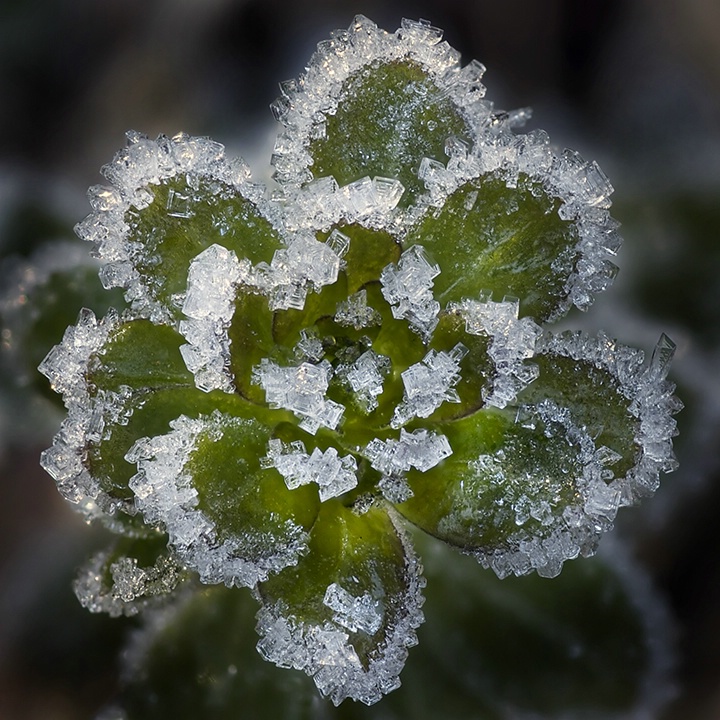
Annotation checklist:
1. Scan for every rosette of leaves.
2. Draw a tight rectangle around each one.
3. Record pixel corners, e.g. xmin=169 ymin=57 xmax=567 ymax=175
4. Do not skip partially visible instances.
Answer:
xmin=40 ymin=16 xmax=680 ymax=706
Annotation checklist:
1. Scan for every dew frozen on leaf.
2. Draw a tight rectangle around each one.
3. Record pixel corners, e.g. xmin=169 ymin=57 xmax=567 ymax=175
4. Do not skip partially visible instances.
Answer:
xmin=334 ymin=289 xmax=383 ymax=330
xmin=365 ymin=428 xmax=452 ymax=476
xmin=38 ymin=308 xmax=124 ymax=516
xmin=397 ymin=402 xmax=628 ymax=579
xmin=451 ymin=295 xmax=541 ymax=408
xmin=520 ymin=330 xmax=682 ymax=504
xmin=128 ymin=411 xmax=319 ymax=588
xmin=73 ymin=535 xmax=186 ymax=618
xmin=179 ymin=243 xmax=251 ymax=393
xmin=409 ymin=125 xmax=623 ymax=321
xmin=256 ymin=503 xmax=425 ymax=705
xmin=392 ymin=343 xmax=467 ymax=427
xmin=75 ymin=132 xmax=283 ymax=324
xmin=322 ymin=583 xmax=383 ymax=635
xmin=263 ymin=437 xmax=358 ymax=501
xmin=336 ymin=349 xmax=390 ymax=412
xmin=270 ymin=16 xmax=493 ymax=207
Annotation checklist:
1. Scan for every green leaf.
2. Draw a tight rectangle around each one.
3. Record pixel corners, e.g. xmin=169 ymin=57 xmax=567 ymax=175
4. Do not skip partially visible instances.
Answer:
xmin=125 ymin=175 xmax=283 ymax=321
xmin=0 ymin=243 xmax=125 ymax=403
xmin=227 ymin=290 xmax=278 ymax=403
xmin=87 ymin=386 xmax=250 ymax=502
xmin=397 ymin=406 xmax=599 ymax=577
xmin=88 ymin=318 xmax=193 ymax=391
xmin=405 ymin=172 xmax=580 ymax=321
xmin=83 ymin=317 xmax=262 ymax=503
xmin=116 ymin=586 xmax=323 ymax=720
xmin=517 ymin=346 xmax=639 ymax=480
xmin=256 ymin=502 xmax=424 ymax=705
xmin=128 ymin=411 xmax=319 ymax=588
xmin=187 ymin=413 xmax=320 ymax=550
xmin=309 ymin=60 xmax=471 ymax=207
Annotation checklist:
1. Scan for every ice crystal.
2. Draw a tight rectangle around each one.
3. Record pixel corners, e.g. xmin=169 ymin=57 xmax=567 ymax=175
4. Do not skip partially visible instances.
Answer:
xmin=263 ymin=438 xmax=358 ymax=501
xmin=335 ymin=289 xmax=382 ymax=330
xmin=452 ymin=295 xmax=541 ymax=407
xmin=180 ymin=244 xmax=249 ymax=393
xmin=380 ymin=244 xmax=441 ymax=338
xmin=338 ymin=349 xmax=390 ymax=411
xmin=74 ymin=550 xmax=184 ymax=618
xmin=252 ymin=359 xmax=344 ymax=434
xmin=392 ymin=344 xmax=467 ymax=427
xmin=323 ymin=583 xmax=383 ymax=635
xmin=365 ymin=429 xmax=452 ymax=476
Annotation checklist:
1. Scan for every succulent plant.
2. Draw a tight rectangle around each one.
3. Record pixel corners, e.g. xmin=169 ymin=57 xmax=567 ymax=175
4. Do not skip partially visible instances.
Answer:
xmin=40 ymin=16 xmax=680 ymax=706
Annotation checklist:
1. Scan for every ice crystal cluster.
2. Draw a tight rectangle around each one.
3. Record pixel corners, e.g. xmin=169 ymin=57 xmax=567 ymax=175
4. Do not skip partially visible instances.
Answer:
xmin=39 ymin=16 xmax=680 ymax=706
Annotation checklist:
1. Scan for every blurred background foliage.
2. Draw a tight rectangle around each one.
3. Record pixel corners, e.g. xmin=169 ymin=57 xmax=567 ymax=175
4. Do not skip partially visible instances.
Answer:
xmin=1 ymin=0 xmax=719 ymax=718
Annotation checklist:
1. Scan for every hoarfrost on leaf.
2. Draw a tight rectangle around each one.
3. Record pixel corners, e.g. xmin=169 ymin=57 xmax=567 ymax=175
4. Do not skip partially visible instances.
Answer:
xmin=335 ymin=289 xmax=382 ymax=330
xmin=38 ymin=14 xmax=682 ymax=710
xmin=452 ymin=295 xmax=541 ymax=407
xmin=323 ymin=583 xmax=383 ymax=635
xmin=128 ymin=413 xmax=311 ymax=588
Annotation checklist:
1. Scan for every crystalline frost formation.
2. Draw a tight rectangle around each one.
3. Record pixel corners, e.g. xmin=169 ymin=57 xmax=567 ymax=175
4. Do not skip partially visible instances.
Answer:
xmin=380 ymin=244 xmax=441 ymax=338
xmin=35 ymin=12 xmax=684 ymax=710
xmin=256 ymin=520 xmax=425 ymax=706
xmin=392 ymin=343 xmax=467 ymax=427
xmin=263 ymin=438 xmax=358 ymax=501
xmin=252 ymin=359 xmax=344 ymax=434
xmin=453 ymin=296 xmax=541 ymax=407
xmin=127 ymin=413 xmax=308 ymax=588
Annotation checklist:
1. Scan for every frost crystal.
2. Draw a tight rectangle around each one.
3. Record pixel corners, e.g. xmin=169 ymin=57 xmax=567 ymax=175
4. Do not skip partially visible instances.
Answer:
xmin=284 ymin=176 xmax=406 ymax=233
xmin=338 ymin=349 xmax=390 ymax=412
xmin=263 ymin=438 xmax=358 ymax=501
xmin=452 ymin=295 xmax=541 ymax=407
xmin=271 ymin=15 xmax=490 ymax=189
xmin=38 ymin=309 xmax=129 ymax=518
xmin=380 ymin=245 xmax=441 ymax=338
xmin=252 ymin=358 xmax=344 ymax=434
xmin=335 ymin=289 xmax=382 ymax=330
xmin=446 ymin=400 xmax=623 ymax=579
xmin=179 ymin=244 xmax=249 ymax=393
xmin=537 ymin=331 xmax=681 ymax=503
xmin=419 ymin=126 xmax=622 ymax=318
xmin=392 ymin=344 xmax=467 ymax=427
xmin=294 ymin=330 xmax=325 ymax=363
xmin=365 ymin=429 xmax=452 ymax=477
xmin=323 ymin=583 xmax=383 ymax=634
xmin=128 ymin=413 xmax=308 ymax=588
xmin=257 ymin=232 xmax=349 ymax=311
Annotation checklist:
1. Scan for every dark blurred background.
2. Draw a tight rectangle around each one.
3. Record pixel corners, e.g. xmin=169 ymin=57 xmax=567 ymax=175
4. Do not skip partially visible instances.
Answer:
xmin=1 ymin=1 xmax=719 ymax=718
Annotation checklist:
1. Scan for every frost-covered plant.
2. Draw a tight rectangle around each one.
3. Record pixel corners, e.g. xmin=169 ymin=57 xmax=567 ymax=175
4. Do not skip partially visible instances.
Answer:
xmin=40 ymin=16 xmax=680 ymax=706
